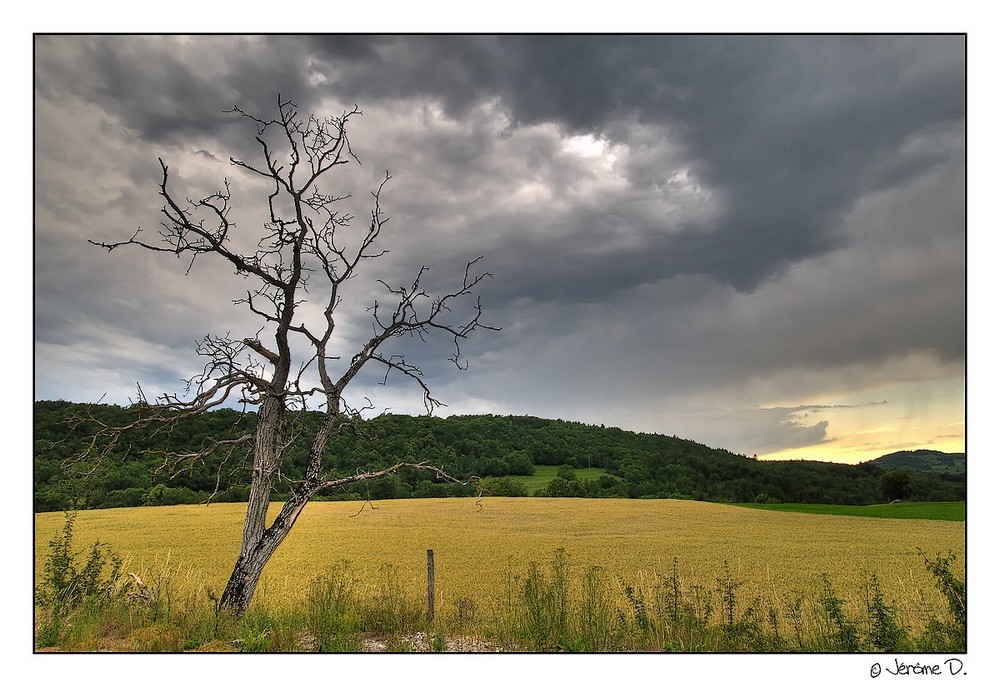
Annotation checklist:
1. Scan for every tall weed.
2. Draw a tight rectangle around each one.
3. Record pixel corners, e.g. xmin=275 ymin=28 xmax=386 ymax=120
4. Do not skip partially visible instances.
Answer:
xmin=358 ymin=563 xmax=424 ymax=635
xmin=35 ymin=511 xmax=124 ymax=647
xmin=306 ymin=561 xmax=360 ymax=650
xmin=36 ymin=511 xmax=124 ymax=612
xmin=518 ymin=549 xmax=572 ymax=650
xmin=916 ymin=549 xmax=966 ymax=651
xmin=815 ymin=574 xmax=860 ymax=651
xmin=863 ymin=572 xmax=910 ymax=651
xmin=578 ymin=566 xmax=618 ymax=651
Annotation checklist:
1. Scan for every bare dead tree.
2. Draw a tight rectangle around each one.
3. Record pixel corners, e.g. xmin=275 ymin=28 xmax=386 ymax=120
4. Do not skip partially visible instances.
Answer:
xmin=87 ymin=95 xmax=497 ymax=616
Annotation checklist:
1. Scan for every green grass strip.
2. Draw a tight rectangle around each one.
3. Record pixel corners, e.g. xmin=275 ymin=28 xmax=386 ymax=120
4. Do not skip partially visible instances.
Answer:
xmin=733 ymin=501 xmax=964 ymax=521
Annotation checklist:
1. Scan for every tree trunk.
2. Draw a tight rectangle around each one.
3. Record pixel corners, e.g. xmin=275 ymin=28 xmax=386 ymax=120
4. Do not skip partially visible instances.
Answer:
xmin=219 ymin=546 xmax=272 ymax=615
xmin=219 ymin=396 xmax=293 ymax=616
xmin=217 ymin=405 xmax=339 ymax=616
xmin=218 ymin=491 xmax=313 ymax=615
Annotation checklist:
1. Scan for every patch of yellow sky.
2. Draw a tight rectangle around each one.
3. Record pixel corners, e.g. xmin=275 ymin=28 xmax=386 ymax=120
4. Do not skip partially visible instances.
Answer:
xmin=757 ymin=376 xmax=965 ymax=464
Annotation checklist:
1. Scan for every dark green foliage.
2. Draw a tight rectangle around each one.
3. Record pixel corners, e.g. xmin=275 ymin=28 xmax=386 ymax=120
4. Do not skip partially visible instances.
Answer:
xmin=34 ymin=401 xmax=965 ymax=511
xmin=881 ymin=469 xmax=913 ymax=502
xmin=479 ymin=476 xmax=529 ymax=497
xmin=142 ymin=484 xmax=204 ymax=506
xmin=556 ymin=464 xmax=576 ymax=481
xmin=539 ymin=476 xmax=587 ymax=497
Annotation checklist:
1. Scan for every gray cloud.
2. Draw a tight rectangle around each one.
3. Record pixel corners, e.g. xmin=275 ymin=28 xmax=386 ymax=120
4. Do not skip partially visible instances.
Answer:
xmin=302 ymin=35 xmax=964 ymax=291
xmin=33 ymin=35 xmax=966 ymax=460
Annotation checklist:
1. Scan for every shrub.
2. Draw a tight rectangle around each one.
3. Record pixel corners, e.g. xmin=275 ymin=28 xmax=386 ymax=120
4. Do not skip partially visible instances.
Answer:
xmin=103 ymin=487 xmax=147 ymax=508
xmin=35 ymin=511 xmax=124 ymax=647
xmin=142 ymin=484 xmax=202 ymax=506
xmin=36 ymin=511 xmax=123 ymax=613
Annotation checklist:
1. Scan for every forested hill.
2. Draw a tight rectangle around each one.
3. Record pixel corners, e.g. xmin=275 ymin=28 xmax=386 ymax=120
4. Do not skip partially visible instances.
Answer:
xmin=33 ymin=401 xmax=965 ymax=512
xmin=865 ymin=450 xmax=966 ymax=476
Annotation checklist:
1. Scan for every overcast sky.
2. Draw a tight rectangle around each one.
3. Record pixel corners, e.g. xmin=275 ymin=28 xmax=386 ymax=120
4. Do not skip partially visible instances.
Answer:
xmin=33 ymin=34 xmax=967 ymax=463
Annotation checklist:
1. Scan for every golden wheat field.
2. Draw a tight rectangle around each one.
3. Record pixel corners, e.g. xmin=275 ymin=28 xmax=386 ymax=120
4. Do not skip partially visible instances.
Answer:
xmin=34 ymin=498 xmax=964 ymax=627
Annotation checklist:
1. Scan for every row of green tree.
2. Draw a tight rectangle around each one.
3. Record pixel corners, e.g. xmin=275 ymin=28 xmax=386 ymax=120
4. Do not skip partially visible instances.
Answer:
xmin=33 ymin=401 xmax=964 ymax=512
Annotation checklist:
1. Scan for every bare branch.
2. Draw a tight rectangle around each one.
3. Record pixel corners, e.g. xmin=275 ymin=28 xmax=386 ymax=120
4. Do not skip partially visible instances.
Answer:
xmin=316 ymin=461 xmax=478 ymax=494
xmin=84 ymin=95 xmax=496 ymax=616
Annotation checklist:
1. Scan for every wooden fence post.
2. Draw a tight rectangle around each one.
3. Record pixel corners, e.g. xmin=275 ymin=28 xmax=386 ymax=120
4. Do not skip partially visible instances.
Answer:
xmin=427 ymin=549 xmax=435 ymax=623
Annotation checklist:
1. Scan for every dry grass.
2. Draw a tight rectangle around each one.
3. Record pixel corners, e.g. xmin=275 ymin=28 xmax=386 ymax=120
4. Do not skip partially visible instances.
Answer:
xmin=34 ymin=497 xmax=964 ymax=629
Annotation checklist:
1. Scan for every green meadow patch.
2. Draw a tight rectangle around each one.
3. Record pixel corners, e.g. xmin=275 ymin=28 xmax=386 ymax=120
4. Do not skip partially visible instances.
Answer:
xmin=734 ymin=501 xmax=964 ymax=521
xmin=508 ymin=465 xmax=614 ymax=494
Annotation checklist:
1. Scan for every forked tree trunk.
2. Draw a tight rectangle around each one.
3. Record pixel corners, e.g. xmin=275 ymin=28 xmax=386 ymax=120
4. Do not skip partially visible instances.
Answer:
xmin=219 ymin=542 xmax=276 ymax=615
xmin=217 ymin=397 xmax=327 ymax=616
xmin=218 ymin=489 xmax=313 ymax=615
xmin=218 ymin=396 xmax=302 ymax=616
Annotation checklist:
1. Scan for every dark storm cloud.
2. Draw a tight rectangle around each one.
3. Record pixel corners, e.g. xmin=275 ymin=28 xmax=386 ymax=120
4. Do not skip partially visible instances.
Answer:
xmin=299 ymin=35 xmax=965 ymax=294
xmin=36 ymin=36 xmax=321 ymax=158
xmin=529 ymin=35 xmax=965 ymax=292
xmin=36 ymin=35 xmax=965 ymax=295
xmin=33 ymin=34 xmax=966 ymax=458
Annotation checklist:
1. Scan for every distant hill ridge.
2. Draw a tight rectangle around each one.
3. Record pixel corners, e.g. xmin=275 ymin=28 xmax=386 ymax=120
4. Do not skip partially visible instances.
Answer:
xmin=866 ymin=450 xmax=965 ymax=476
xmin=33 ymin=400 xmax=966 ymax=511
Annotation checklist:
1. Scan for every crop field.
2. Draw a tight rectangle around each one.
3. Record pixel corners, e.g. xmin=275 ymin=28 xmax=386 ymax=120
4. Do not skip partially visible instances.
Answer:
xmin=34 ymin=498 xmax=964 ymax=634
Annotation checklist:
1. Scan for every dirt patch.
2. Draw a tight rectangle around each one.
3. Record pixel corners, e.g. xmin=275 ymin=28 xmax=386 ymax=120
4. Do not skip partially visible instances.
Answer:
xmin=358 ymin=632 xmax=503 ymax=652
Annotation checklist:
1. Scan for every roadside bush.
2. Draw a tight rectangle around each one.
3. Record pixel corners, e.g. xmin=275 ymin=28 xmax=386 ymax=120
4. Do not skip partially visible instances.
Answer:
xmin=815 ymin=574 xmax=860 ymax=651
xmin=514 ymin=549 xmax=572 ymax=650
xmin=33 ymin=534 xmax=965 ymax=653
xmin=358 ymin=564 xmax=424 ymax=635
